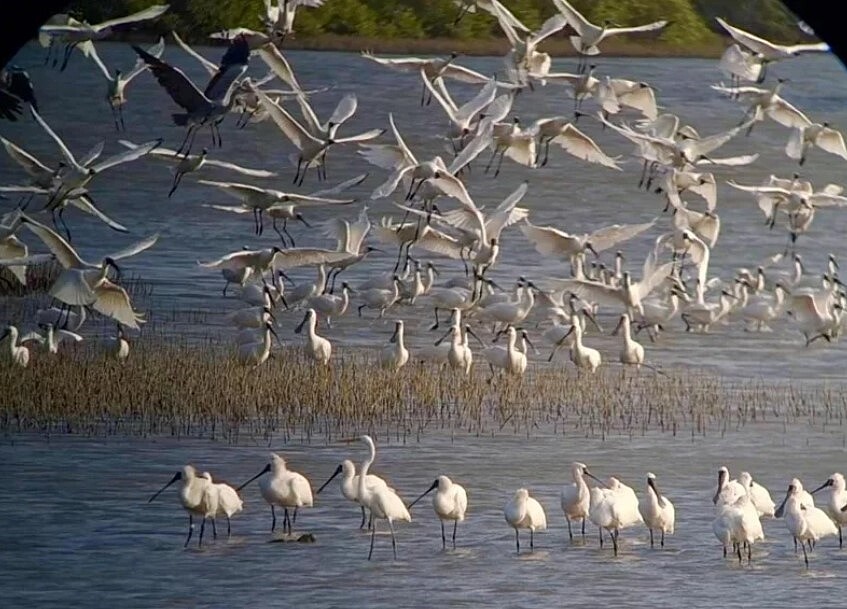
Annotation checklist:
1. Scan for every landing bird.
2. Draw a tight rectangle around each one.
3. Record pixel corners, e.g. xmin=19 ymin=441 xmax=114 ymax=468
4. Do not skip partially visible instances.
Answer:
xmin=88 ymin=37 xmax=164 ymax=131
xmin=40 ymin=4 xmax=170 ymax=70
xmin=552 ymin=0 xmax=668 ymax=73
xmin=133 ymin=34 xmax=250 ymax=156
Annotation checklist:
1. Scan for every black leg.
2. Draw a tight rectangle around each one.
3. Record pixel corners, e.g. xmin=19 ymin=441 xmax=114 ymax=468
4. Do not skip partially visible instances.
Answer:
xmin=368 ymin=520 xmax=377 ymax=560
xmin=271 ymin=505 xmax=276 ymax=532
xmin=649 ymin=528 xmax=654 ymax=548
xmin=581 ymin=518 xmax=586 ymax=538
xmin=212 ymin=518 xmax=217 ymax=539
xmin=515 ymin=529 xmax=520 ymax=554
xmin=227 ymin=515 xmax=231 ymax=538
xmin=199 ymin=517 xmax=206 ymax=547
xmin=452 ymin=520 xmax=457 ymax=549
xmin=360 ymin=506 xmax=367 ymax=529
xmin=441 ymin=521 xmax=446 ymax=549
xmin=661 ymin=530 xmax=665 ymax=548
xmin=389 ymin=520 xmax=397 ymax=559
xmin=612 ymin=529 xmax=618 ymax=556
xmin=566 ymin=517 xmax=573 ymax=540
xmin=530 ymin=529 xmax=534 ymax=550
xmin=184 ymin=514 xmax=194 ymax=547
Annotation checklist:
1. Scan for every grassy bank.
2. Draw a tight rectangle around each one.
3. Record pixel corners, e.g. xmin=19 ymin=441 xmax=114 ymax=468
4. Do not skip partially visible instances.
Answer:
xmin=2 ymin=341 xmax=843 ymax=443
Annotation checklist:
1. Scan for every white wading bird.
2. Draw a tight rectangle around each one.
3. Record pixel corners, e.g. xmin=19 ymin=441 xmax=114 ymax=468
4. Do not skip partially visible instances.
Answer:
xmin=638 ymin=473 xmax=675 ymax=547
xmin=785 ymin=122 xmax=847 ymax=166
xmin=810 ymin=473 xmax=847 ymax=548
xmin=362 ymin=51 xmax=493 ymax=105
xmin=119 ymin=140 xmax=276 ymax=197
xmin=552 ymin=249 xmax=673 ymax=317
xmin=21 ymin=215 xmax=156 ymax=329
xmin=504 ymin=488 xmax=547 ymax=553
xmin=198 ymin=472 xmax=244 ymax=539
xmin=87 ymin=37 xmax=164 ymax=131
xmin=353 ymin=435 xmax=411 ymax=560
xmin=253 ymin=86 xmax=383 ymax=186
xmin=552 ymin=0 xmax=668 ymax=73
xmin=29 ymin=106 xmax=157 ymax=238
xmin=237 ymin=453 xmax=314 ymax=534
xmin=133 ymin=34 xmax=250 ymax=156
xmin=490 ymin=6 xmax=567 ymax=85
xmin=775 ymin=479 xmax=838 ymax=568
xmin=561 ymin=462 xmax=605 ymax=539
xmin=40 ymin=4 xmax=170 ymax=71
xmin=19 ymin=323 xmax=83 ymax=355
xmin=715 ymin=17 xmax=830 ymax=82
xmin=148 ymin=464 xmax=214 ymax=547
xmin=408 ymin=475 xmax=469 ymax=549
xmin=315 ymin=458 xmax=392 ymax=529
xmin=198 ymin=180 xmax=354 ymax=236
xmin=0 ymin=325 xmax=33 ymax=367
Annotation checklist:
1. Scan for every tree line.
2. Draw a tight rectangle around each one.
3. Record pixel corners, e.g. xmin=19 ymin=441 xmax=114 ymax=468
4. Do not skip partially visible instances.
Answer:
xmin=66 ymin=0 xmax=806 ymax=47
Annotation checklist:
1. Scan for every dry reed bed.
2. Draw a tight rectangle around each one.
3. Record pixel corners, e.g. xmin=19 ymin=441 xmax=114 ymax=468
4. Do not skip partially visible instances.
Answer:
xmin=2 ymin=340 xmax=845 ymax=443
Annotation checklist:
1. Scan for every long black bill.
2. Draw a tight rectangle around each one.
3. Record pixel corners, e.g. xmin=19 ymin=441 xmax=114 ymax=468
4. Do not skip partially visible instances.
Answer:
xmin=774 ymin=488 xmax=790 ymax=518
xmin=148 ymin=471 xmax=181 ymax=503
xmin=236 ymin=463 xmax=271 ymax=492
xmin=317 ymin=464 xmax=343 ymax=494
xmin=408 ymin=479 xmax=438 ymax=509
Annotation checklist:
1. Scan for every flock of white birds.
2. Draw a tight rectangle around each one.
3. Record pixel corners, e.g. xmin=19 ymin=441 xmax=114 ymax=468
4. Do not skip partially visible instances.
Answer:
xmin=148 ymin=433 xmax=847 ymax=567
xmin=1 ymin=1 xmax=845 ymax=377
xmin=1 ymin=0 xmax=846 ymax=569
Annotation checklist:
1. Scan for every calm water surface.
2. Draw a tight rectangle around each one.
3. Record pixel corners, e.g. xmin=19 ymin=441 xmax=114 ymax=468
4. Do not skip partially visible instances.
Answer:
xmin=3 ymin=43 xmax=847 ymax=608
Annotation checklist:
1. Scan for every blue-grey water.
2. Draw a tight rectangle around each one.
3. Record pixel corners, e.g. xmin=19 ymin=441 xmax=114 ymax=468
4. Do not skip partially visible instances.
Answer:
xmin=3 ymin=42 xmax=847 ymax=608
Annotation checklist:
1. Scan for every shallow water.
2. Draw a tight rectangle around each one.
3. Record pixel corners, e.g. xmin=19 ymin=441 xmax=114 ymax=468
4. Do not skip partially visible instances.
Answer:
xmin=1 ymin=428 xmax=846 ymax=609
xmin=3 ymin=45 xmax=847 ymax=379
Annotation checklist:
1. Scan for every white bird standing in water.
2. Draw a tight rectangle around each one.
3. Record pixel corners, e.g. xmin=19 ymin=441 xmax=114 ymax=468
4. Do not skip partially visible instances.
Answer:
xmin=504 ymin=488 xmax=547 ymax=553
xmin=198 ymin=471 xmax=244 ymax=538
xmin=111 ymin=324 xmax=130 ymax=361
xmin=638 ymin=473 xmax=675 ymax=548
xmin=810 ymin=473 xmax=847 ymax=548
xmin=315 ymin=459 xmax=392 ymax=529
xmin=237 ymin=453 xmax=314 ymax=534
xmin=737 ymin=471 xmax=776 ymax=518
xmin=354 ymin=435 xmax=411 ymax=560
xmin=612 ymin=312 xmax=644 ymax=369
xmin=408 ymin=475 xmax=469 ymax=549
xmin=713 ymin=466 xmax=746 ymax=507
xmin=148 ymin=464 xmax=212 ymax=547
xmin=589 ymin=476 xmax=643 ymax=556
xmin=379 ymin=320 xmax=409 ymax=371
xmin=295 ymin=308 xmax=332 ymax=365
xmin=775 ymin=478 xmax=838 ymax=567
xmin=560 ymin=462 xmax=604 ymax=540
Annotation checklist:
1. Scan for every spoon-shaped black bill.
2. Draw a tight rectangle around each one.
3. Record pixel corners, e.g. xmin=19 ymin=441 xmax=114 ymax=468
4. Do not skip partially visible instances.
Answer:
xmin=316 ymin=464 xmax=343 ymax=494
xmin=236 ymin=463 xmax=271 ymax=492
xmin=148 ymin=471 xmax=181 ymax=503
xmin=408 ymin=479 xmax=438 ymax=509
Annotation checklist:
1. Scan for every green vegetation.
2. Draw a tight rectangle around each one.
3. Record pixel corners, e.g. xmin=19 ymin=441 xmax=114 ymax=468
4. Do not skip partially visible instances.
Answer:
xmin=65 ymin=1 xmax=808 ymax=57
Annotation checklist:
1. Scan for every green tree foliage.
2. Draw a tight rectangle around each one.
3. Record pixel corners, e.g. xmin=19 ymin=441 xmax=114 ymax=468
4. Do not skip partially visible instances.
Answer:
xmin=590 ymin=0 xmax=715 ymax=44
xmin=64 ymin=0 xmax=808 ymax=46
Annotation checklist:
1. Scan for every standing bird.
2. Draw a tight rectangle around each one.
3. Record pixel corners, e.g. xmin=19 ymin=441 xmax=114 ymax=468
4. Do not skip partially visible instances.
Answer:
xmin=638 ymin=473 xmax=675 ymax=548
xmin=379 ymin=320 xmax=409 ymax=371
xmin=133 ymin=34 xmax=250 ymax=156
xmin=810 ymin=473 xmax=847 ymax=547
xmin=504 ymin=488 xmax=547 ymax=553
xmin=408 ymin=475 xmax=469 ymax=549
xmin=295 ymin=308 xmax=332 ymax=365
xmin=316 ymin=459 xmax=392 ymax=529
xmin=589 ymin=476 xmax=644 ymax=556
xmin=560 ymin=462 xmax=604 ymax=540
xmin=198 ymin=472 xmax=244 ymax=539
xmin=237 ymin=453 xmax=314 ymax=534
xmin=111 ymin=324 xmax=130 ymax=361
xmin=775 ymin=479 xmax=838 ymax=568
xmin=612 ymin=312 xmax=644 ymax=369
xmin=354 ymin=435 xmax=411 ymax=560
xmin=0 ymin=325 xmax=32 ymax=367
xmin=148 ymin=464 xmax=213 ymax=547
xmin=737 ymin=472 xmax=776 ymax=518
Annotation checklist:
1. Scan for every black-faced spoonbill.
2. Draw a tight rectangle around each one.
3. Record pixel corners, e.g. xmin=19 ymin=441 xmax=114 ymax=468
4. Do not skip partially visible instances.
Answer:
xmin=504 ymin=488 xmax=547 ymax=553
xmin=638 ymin=473 xmax=675 ymax=548
xmin=409 ymin=475 xmax=468 ymax=549
xmin=237 ymin=453 xmax=314 ymax=534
